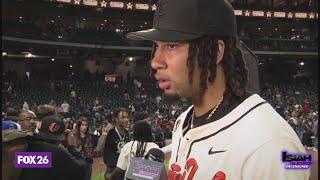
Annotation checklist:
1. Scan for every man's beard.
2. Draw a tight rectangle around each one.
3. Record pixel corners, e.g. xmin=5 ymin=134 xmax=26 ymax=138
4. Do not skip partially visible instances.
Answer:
xmin=163 ymin=93 xmax=181 ymax=104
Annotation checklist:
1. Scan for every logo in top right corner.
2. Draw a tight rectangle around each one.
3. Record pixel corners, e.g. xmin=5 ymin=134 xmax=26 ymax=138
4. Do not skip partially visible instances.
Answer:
xmin=281 ymin=151 xmax=312 ymax=169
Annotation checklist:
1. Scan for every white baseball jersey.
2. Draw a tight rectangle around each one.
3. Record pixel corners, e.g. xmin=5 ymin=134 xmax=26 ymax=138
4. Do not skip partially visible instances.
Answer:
xmin=168 ymin=94 xmax=310 ymax=180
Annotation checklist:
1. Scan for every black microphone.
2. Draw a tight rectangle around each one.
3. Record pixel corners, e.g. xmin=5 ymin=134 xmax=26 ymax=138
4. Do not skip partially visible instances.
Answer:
xmin=145 ymin=148 xmax=165 ymax=163
xmin=125 ymin=148 xmax=168 ymax=180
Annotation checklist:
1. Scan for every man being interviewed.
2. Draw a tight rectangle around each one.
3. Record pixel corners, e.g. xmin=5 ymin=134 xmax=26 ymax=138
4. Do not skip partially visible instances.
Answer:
xmin=126 ymin=0 xmax=310 ymax=179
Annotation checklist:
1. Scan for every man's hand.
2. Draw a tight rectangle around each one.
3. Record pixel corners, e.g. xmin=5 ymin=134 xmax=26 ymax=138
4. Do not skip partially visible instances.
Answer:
xmin=102 ymin=131 xmax=108 ymax=136
xmin=65 ymin=129 xmax=75 ymax=146
xmin=106 ymin=123 xmax=113 ymax=131
xmin=102 ymin=123 xmax=114 ymax=136
xmin=105 ymin=173 xmax=111 ymax=180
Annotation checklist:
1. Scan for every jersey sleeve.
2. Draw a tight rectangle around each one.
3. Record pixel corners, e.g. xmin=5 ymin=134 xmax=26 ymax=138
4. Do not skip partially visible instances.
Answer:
xmin=241 ymin=138 xmax=310 ymax=180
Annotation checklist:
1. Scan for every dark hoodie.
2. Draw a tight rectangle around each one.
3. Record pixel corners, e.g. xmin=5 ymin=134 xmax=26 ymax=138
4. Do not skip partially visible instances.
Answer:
xmin=19 ymin=136 xmax=87 ymax=180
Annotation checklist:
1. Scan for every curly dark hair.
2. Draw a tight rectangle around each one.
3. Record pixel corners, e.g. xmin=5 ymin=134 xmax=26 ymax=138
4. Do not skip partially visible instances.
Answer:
xmin=112 ymin=107 xmax=131 ymax=124
xmin=151 ymin=35 xmax=248 ymax=101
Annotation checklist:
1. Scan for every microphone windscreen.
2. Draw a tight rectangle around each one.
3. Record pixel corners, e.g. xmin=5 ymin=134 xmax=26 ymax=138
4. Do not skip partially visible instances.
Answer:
xmin=145 ymin=148 xmax=165 ymax=163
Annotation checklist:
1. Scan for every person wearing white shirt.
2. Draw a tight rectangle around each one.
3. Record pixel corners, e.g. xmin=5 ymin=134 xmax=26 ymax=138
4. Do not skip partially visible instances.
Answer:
xmin=125 ymin=0 xmax=310 ymax=178
xmin=106 ymin=120 xmax=160 ymax=180
xmin=61 ymin=100 xmax=70 ymax=117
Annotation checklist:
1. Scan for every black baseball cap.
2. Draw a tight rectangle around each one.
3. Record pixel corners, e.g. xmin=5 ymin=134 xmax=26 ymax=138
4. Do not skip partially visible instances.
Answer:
xmin=34 ymin=115 xmax=66 ymax=142
xmin=126 ymin=0 xmax=237 ymax=42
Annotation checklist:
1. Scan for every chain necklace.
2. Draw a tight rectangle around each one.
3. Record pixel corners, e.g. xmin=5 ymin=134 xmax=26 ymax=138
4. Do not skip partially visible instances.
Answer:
xmin=115 ymin=127 xmax=125 ymax=141
xmin=190 ymin=96 xmax=224 ymax=129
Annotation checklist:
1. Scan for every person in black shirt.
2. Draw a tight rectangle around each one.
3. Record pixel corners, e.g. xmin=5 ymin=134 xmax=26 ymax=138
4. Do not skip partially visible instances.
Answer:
xmin=20 ymin=115 xmax=87 ymax=180
xmin=103 ymin=108 xmax=130 ymax=177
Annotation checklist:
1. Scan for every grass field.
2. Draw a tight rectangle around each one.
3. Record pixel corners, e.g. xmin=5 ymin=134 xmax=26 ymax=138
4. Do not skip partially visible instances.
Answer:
xmin=91 ymin=160 xmax=169 ymax=180
xmin=92 ymin=173 xmax=105 ymax=180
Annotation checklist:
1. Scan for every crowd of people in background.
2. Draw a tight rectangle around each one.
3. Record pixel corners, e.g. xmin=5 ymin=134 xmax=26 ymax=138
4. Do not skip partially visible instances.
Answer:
xmin=2 ymin=78 xmax=318 ymax=151
xmin=260 ymin=82 xmax=318 ymax=148
xmin=2 ymin=77 xmax=318 ymax=179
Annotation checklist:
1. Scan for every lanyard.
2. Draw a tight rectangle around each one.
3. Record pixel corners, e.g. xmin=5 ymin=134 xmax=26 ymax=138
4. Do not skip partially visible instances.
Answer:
xmin=115 ymin=127 xmax=125 ymax=141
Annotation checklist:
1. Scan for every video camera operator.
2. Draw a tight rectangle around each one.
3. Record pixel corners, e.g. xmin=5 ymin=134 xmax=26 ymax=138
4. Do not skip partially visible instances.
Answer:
xmin=20 ymin=115 xmax=88 ymax=180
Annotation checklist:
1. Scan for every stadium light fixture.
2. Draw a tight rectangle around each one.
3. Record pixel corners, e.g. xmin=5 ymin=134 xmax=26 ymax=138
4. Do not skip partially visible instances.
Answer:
xmin=25 ymin=53 xmax=33 ymax=58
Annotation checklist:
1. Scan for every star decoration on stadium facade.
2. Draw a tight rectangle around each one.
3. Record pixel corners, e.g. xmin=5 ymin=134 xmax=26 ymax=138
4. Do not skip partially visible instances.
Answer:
xmin=100 ymin=0 xmax=107 ymax=7
xmin=127 ymin=2 xmax=133 ymax=9
xmin=266 ymin=11 xmax=272 ymax=17
xmin=288 ymin=12 xmax=293 ymax=18
xmin=244 ymin=10 xmax=250 ymax=16
xmin=74 ymin=0 xmax=81 ymax=5
xmin=151 ymin=4 xmax=157 ymax=11
xmin=309 ymin=12 xmax=314 ymax=19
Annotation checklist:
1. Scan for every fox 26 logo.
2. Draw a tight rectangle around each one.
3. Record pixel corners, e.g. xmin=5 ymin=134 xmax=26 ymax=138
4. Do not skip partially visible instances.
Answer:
xmin=14 ymin=152 xmax=52 ymax=168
